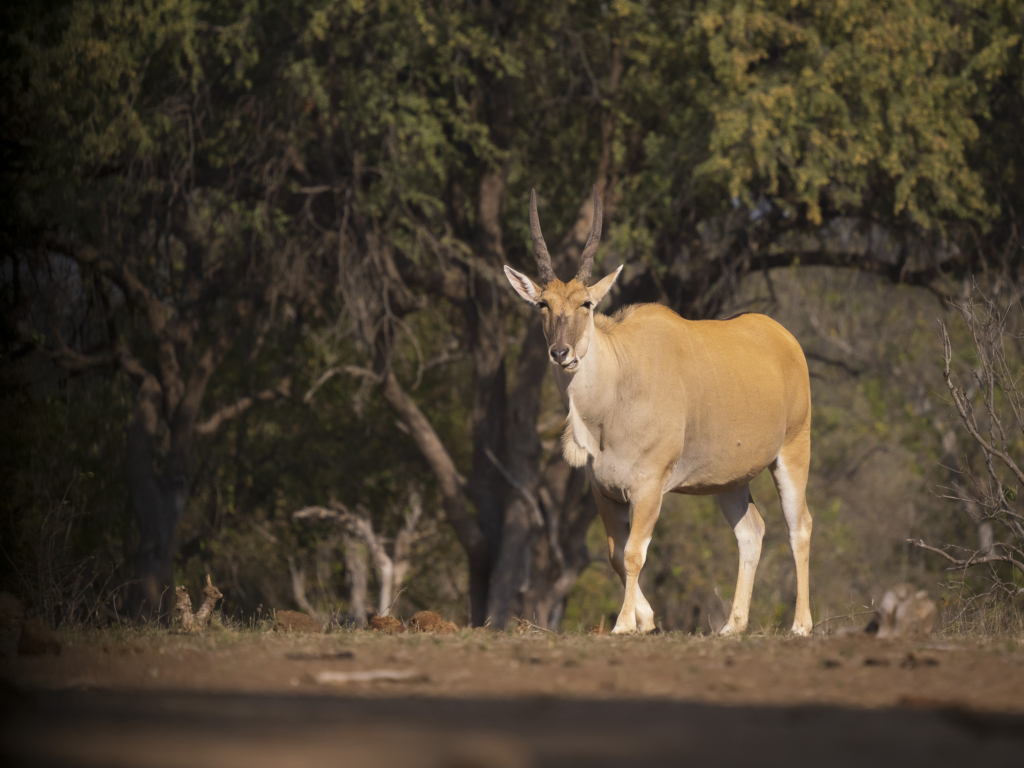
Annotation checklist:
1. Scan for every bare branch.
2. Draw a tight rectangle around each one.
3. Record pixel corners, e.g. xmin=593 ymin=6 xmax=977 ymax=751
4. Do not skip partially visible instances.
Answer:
xmin=195 ymin=377 xmax=292 ymax=435
xmin=372 ymin=367 xmax=485 ymax=560
xmin=292 ymin=505 xmax=343 ymax=522
xmin=40 ymin=235 xmax=157 ymax=323
xmin=116 ymin=343 xmax=160 ymax=388
xmin=812 ymin=610 xmax=876 ymax=632
xmin=41 ymin=234 xmax=186 ymax=410
xmin=347 ymin=504 xmax=390 ymax=568
xmin=393 ymin=487 xmax=424 ymax=569
xmin=292 ymin=499 xmax=421 ymax=618
xmin=392 ymin=249 xmax=469 ymax=303
xmin=38 ymin=343 xmax=119 ymax=373
xmin=760 ymin=248 xmax=952 ymax=299
xmin=286 ymin=555 xmax=325 ymax=625
xmin=302 ymin=367 xmax=342 ymax=404
xmin=803 ymin=351 xmax=864 ymax=377
xmin=485 ymin=448 xmax=544 ymax=529
xmin=342 ymin=365 xmax=381 ymax=382
xmin=907 ymin=538 xmax=1024 ymax=576
xmin=941 ymin=320 xmax=1024 ymax=488
xmin=537 ymin=486 xmax=567 ymax=573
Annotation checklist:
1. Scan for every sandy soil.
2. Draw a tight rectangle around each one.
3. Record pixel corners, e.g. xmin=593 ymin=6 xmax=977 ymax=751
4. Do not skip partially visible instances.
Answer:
xmin=5 ymin=627 xmax=1024 ymax=712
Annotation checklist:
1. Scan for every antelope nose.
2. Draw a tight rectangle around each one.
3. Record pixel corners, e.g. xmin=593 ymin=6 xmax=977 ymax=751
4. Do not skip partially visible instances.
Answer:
xmin=551 ymin=346 xmax=570 ymax=364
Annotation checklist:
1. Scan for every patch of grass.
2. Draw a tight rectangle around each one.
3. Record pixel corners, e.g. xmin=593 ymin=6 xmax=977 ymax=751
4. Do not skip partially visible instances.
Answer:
xmin=936 ymin=585 xmax=1024 ymax=639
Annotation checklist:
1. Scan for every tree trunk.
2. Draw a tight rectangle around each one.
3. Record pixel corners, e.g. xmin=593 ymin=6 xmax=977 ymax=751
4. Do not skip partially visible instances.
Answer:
xmin=287 ymin=557 xmax=325 ymax=624
xmin=377 ymin=558 xmax=395 ymax=617
xmin=977 ymin=516 xmax=996 ymax=557
xmin=466 ymin=170 xmax=513 ymax=620
xmin=127 ymin=479 xmax=186 ymax=620
xmin=468 ymin=556 xmax=491 ymax=627
xmin=122 ymin=343 xmax=224 ymax=621
xmin=484 ymin=316 xmax=549 ymax=627
xmin=522 ymin=460 xmax=596 ymax=629
xmin=342 ymin=534 xmax=368 ymax=628
xmin=125 ymin=383 xmax=188 ymax=620
xmin=373 ymin=357 xmax=490 ymax=624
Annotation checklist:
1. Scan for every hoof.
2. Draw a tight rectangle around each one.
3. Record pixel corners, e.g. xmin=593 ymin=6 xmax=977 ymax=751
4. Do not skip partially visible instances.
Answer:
xmin=646 ymin=626 xmax=662 ymax=635
xmin=790 ymin=624 xmax=811 ymax=637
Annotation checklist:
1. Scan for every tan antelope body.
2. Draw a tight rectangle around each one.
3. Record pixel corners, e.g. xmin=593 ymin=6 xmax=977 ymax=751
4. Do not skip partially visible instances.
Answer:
xmin=505 ymin=187 xmax=814 ymax=635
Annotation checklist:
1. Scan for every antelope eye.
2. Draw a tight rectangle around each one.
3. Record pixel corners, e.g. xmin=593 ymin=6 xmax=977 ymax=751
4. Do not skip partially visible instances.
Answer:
xmin=581 ymin=301 xmax=593 ymax=310
xmin=536 ymin=300 xmax=549 ymax=310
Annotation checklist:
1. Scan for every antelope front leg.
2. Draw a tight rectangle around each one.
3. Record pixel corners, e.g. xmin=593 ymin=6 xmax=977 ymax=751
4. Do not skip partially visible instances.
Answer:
xmin=594 ymin=491 xmax=656 ymax=633
xmin=611 ymin=487 xmax=663 ymax=635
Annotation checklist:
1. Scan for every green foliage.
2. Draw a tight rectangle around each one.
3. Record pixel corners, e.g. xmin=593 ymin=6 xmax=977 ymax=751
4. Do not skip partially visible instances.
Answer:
xmin=688 ymin=0 xmax=1016 ymax=227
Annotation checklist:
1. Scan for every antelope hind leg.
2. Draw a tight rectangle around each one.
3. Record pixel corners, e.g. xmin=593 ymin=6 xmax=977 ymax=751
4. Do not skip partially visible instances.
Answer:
xmin=716 ymin=484 xmax=765 ymax=636
xmin=770 ymin=443 xmax=814 ymax=636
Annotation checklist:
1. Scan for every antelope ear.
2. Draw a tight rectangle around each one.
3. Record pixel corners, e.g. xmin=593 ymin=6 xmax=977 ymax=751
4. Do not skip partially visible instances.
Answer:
xmin=588 ymin=265 xmax=622 ymax=305
xmin=504 ymin=265 xmax=542 ymax=304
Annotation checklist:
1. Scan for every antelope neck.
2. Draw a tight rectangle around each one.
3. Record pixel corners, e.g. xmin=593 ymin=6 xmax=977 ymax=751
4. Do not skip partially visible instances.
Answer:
xmin=558 ymin=314 xmax=617 ymax=420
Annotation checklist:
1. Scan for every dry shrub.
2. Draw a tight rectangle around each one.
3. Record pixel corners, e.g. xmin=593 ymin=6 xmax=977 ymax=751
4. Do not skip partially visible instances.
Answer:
xmin=1 ymin=472 xmax=117 ymax=628
xmin=910 ymin=287 xmax=1024 ymax=632
xmin=408 ymin=611 xmax=458 ymax=634
xmin=272 ymin=610 xmax=322 ymax=634
xmin=369 ymin=615 xmax=405 ymax=634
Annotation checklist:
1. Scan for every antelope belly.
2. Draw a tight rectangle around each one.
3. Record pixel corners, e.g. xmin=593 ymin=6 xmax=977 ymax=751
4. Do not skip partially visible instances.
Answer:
xmin=664 ymin=439 xmax=777 ymax=496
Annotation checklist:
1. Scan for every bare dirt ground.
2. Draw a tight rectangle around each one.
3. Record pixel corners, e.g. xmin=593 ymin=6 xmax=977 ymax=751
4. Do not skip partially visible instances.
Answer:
xmin=6 ymin=627 xmax=1024 ymax=710
xmin=2 ymin=627 xmax=1024 ymax=766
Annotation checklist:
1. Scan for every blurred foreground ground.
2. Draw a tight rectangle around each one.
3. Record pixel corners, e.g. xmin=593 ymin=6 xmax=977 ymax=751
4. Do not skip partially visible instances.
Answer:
xmin=2 ymin=629 xmax=1023 ymax=766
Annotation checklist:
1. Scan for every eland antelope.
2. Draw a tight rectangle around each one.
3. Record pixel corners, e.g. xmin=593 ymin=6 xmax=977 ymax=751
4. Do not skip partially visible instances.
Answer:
xmin=504 ymin=187 xmax=814 ymax=635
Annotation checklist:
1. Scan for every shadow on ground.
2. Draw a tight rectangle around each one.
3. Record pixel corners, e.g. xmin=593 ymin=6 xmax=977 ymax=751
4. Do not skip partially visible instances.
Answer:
xmin=2 ymin=689 xmax=1023 ymax=768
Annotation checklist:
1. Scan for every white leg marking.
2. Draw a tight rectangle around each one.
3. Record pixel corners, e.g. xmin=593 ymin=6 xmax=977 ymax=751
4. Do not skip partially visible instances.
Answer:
xmin=612 ymin=535 xmax=652 ymax=635
xmin=773 ymin=455 xmax=813 ymax=636
xmin=633 ymin=537 xmax=656 ymax=632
